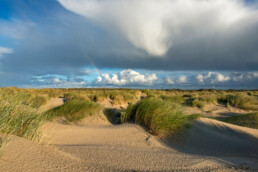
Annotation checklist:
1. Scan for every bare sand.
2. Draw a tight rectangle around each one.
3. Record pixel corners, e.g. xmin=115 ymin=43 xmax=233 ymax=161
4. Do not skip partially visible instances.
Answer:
xmin=0 ymin=100 xmax=257 ymax=171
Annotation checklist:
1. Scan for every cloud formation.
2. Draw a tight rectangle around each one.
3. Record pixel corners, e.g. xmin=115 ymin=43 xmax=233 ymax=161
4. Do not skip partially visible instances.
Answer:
xmin=92 ymin=70 xmax=258 ymax=89
xmin=0 ymin=0 xmax=257 ymax=88
xmin=95 ymin=69 xmax=157 ymax=86
xmin=196 ymin=72 xmax=230 ymax=84
xmin=58 ymin=0 xmax=258 ymax=56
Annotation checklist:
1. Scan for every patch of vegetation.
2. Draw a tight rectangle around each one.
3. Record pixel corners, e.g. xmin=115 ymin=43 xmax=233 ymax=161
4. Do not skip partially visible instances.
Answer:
xmin=30 ymin=95 xmax=48 ymax=108
xmin=121 ymin=103 xmax=135 ymax=123
xmin=191 ymin=99 xmax=206 ymax=109
xmin=218 ymin=93 xmax=258 ymax=110
xmin=45 ymin=99 xmax=102 ymax=122
xmin=222 ymin=112 xmax=258 ymax=129
xmin=0 ymin=95 xmax=44 ymax=142
xmin=161 ymin=95 xmax=184 ymax=104
xmin=121 ymin=98 xmax=199 ymax=135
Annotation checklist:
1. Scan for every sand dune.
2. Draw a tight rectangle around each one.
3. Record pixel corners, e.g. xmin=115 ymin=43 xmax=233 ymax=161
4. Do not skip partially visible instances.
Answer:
xmin=165 ymin=118 xmax=258 ymax=170
xmin=1 ymin=115 xmax=258 ymax=171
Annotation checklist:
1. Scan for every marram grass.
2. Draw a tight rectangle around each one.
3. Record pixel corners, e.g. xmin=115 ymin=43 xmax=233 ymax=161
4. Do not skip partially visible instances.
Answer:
xmin=0 ymin=94 xmax=45 ymax=150
xmin=121 ymin=98 xmax=199 ymax=135
xmin=45 ymin=99 xmax=102 ymax=122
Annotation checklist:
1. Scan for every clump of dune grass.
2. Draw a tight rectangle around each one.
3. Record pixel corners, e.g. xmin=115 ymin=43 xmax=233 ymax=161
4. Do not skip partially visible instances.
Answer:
xmin=45 ymin=99 xmax=102 ymax=122
xmin=0 ymin=95 xmax=45 ymax=146
xmin=121 ymin=103 xmax=135 ymax=123
xmin=191 ymin=99 xmax=206 ymax=109
xmin=29 ymin=95 xmax=48 ymax=108
xmin=121 ymin=98 xmax=199 ymax=135
xmin=222 ymin=112 xmax=258 ymax=129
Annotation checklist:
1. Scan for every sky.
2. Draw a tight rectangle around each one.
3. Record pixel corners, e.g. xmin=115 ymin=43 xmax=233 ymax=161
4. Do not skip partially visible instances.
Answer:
xmin=0 ymin=0 xmax=257 ymax=89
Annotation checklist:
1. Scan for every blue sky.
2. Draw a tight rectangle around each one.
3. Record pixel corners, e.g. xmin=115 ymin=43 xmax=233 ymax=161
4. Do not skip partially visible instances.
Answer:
xmin=0 ymin=0 xmax=258 ymax=89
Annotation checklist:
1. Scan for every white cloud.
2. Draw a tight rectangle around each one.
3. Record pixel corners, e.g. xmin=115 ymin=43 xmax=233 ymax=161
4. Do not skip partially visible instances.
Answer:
xmin=196 ymin=74 xmax=204 ymax=83
xmin=32 ymin=76 xmax=87 ymax=88
xmin=196 ymin=72 xmax=230 ymax=84
xmin=164 ymin=75 xmax=188 ymax=85
xmin=177 ymin=76 xmax=187 ymax=83
xmin=0 ymin=47 xmax=13 ymax=57
xmin=215 ymin=73 xmax=230 ymax=82
xmin=166 ymin=76 xmax=175 ymax=84
xmin=58 ymin=0 xmax=258 ymax=56
xmin=95 ymin=69 xmax=157 ymax=86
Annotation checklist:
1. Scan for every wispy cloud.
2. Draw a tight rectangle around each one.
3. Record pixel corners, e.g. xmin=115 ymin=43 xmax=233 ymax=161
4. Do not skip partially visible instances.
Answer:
xmin=0 ymin=47 xmax=13 ymax=57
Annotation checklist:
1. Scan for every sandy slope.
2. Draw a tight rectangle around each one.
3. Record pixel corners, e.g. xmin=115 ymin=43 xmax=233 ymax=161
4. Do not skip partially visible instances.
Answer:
xmin=40 ymin=98 xmax=64 ymax=112
xmin=166 ymin=118 xmax=258 ymax=170
xmin=1 ymin=116 xmax=258 ymax=171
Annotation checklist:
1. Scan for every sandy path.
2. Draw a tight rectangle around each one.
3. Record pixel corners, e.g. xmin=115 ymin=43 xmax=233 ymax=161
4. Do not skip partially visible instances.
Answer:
xmin=1 ymin=115 xmax=257 ymax=171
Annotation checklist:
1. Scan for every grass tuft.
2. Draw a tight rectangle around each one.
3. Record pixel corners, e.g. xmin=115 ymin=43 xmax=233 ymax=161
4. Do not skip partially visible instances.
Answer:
xmin=45 ymin=99 xmax=102 ymax=122
xmin=0 ymin=95 xmax=44 ymax=144
xmin=122 ymin=98 xmax=198 ymax=135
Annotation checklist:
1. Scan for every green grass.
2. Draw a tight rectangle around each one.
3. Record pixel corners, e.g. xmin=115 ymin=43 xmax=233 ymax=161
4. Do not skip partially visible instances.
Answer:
xmin=161 ymin=95 xmax=184 ymax=104
xmin=0 ymin=95 xmax=45 ymax=144
xmin=121 ymin=98 xmax=199 ymax=135
xmin=222 ymin=112 xmax=258 ymax=129
xmin=191 ymin=99 xmax=206 ymax=109
xmin=45 ymin=99 xmax=102 ymax=122
xmin=121 ymin=103 xmax=135 ymax=123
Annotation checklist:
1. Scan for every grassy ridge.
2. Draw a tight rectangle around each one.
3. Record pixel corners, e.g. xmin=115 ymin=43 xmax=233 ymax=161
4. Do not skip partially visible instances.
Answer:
xmin=122 ymin=98 xmax=199 ymax=135
xmin=45 ymin=99 xmax=102 ymax=122
xmin=222 ymin=112 xmax=258 ymax=129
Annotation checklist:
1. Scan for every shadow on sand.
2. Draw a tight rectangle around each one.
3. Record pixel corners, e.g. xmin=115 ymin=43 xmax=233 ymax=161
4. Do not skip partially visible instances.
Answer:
xmin=162 ymin=119 xmax=258 ymax=170
xmin=103 ymin=108 xmax=122 ymax=125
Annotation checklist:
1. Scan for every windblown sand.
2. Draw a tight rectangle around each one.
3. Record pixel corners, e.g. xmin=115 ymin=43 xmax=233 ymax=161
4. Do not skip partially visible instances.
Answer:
xmin=0 ymin=99 xmax=257 ymax=171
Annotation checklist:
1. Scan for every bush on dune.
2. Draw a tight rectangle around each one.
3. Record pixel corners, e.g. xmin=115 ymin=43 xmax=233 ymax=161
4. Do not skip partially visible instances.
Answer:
xmin=45 ymin=99 xmax=102 ymax=122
